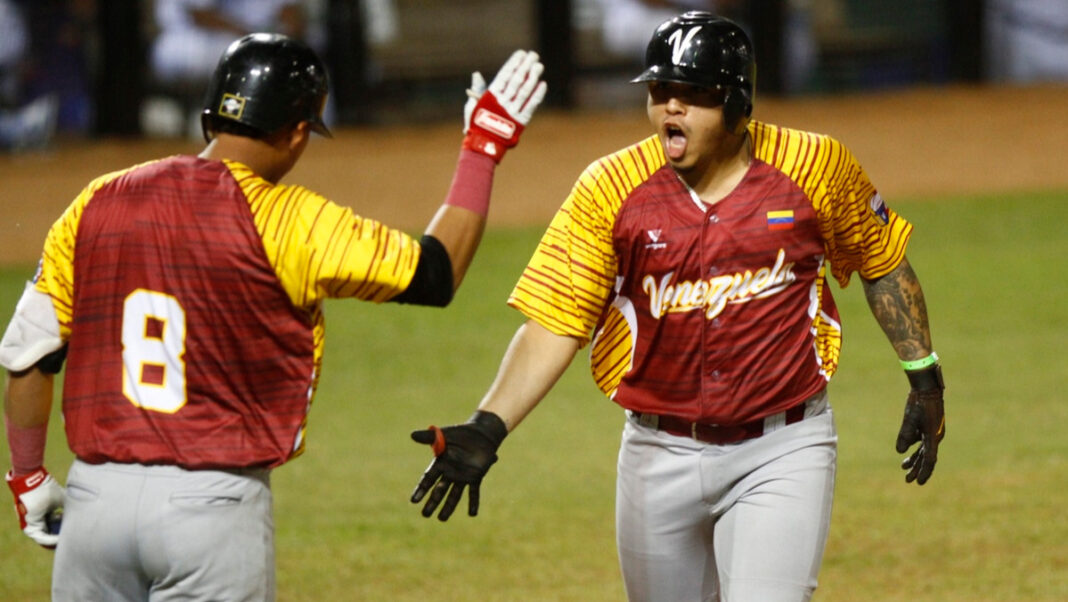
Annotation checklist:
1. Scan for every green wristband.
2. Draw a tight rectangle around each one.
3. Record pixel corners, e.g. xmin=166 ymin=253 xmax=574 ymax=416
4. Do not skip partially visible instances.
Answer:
xmin=900 ymin=352 xmax=939 ymax=371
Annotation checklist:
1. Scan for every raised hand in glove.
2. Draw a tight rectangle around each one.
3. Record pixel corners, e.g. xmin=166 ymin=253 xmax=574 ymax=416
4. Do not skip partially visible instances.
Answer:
xmin=410 ymin=410 xmax=508 ymax=521
xmin=6 ymin=467 xmax=64 ymax=548
xmin=462 ymin=49 xmax=548 ymax=163
xmin=896 ymin=364 xmax=946 ymax=485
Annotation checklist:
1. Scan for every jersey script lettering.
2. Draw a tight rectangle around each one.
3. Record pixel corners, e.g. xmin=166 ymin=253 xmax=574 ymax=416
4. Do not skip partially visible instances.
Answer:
xmin=642 ymin=249 xmax=797 ymax=319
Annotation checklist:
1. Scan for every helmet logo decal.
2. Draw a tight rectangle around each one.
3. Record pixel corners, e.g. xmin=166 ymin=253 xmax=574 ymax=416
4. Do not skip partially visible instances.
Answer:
xmin=219 ymin=93 xmax=246 ymax=120
xmin=668 ymin=26 xmax=702 ymax=65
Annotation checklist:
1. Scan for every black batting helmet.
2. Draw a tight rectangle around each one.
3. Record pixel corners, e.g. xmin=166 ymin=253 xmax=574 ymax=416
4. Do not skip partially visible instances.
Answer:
xmin=201 ymin=33 xmax=331 ymax=142
xmin=632 ymin=12 xmax=756 ymax=135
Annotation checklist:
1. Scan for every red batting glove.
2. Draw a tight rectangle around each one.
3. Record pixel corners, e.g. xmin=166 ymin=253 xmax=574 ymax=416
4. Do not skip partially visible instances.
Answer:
xmin=6 ymin=468 xmax=64 ymax=548
xmin=462 ymin=50 xmax=548 ymax=163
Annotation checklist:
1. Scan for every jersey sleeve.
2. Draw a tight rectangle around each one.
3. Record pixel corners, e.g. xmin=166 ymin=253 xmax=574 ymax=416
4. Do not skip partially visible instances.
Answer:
xmin=34 ymin=167 xmax=137 ymax=338
xmin=233 ymin=163 xmax=420 ymax=308
xmin=810 ymin=136 xmax=912 ymax=287
xmin=508 ymin=136 xmax=664 ymax=342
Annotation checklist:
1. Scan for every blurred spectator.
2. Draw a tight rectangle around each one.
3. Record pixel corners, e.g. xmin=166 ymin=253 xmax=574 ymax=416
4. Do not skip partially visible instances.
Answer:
xmin=361 ymin=0 xmax=397 ymax=47
xmin=782 ymin=0 xmax=818 ymax=93
xmin=985 ymin=0 xmax=1068 ymax=83
xmin=594 ymin=0 xmax=818 ymax=95
xmin=598 ymin=0 xmax=722 ymax=62
xmin=0 ymin=0 xmax=27 ymax=104
xmin=149 ymin=0 xmax=309 ymax=84
xmin=143 ymin=0 xmax=314 ymax=137
xmin=0 ymin=0 xmax=60 ymax=152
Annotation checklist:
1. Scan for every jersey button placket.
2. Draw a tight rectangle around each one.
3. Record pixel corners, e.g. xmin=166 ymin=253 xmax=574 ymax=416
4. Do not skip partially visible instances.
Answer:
xmin=701 ymin=210 xmax=722 ymax=416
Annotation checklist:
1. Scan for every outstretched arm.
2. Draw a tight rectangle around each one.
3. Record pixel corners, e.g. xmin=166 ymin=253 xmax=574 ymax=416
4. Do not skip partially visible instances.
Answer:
xmin=410 ymin=320 xmax=581 ymax=520
xmin=391 ymin=50 xmax=547 ymax=304
xmin=478 ymin=320 xmax=583 ymax=430
xmin=862 ymin=257 xmax=946 ymax=485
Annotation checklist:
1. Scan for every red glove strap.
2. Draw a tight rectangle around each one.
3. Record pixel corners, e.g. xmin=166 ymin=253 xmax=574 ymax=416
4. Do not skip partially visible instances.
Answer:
xmin=428 ymin=426 xmax=446 ymax=457
xmin=462 ymin=132 xmax=511 ymax=163
xmin=470 ymin=93 xmax=521 ymax=144
xmin=462 ymin=92 xmax=526 ymax=163
xmin=6 ymin=467 xmax=49 ymax=496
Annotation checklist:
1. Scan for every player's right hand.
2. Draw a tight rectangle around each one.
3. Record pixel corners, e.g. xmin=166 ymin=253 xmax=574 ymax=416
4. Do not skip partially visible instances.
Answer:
xmin=462 ymin=50 xmax=548 ymax=163
xmin=6 ymin=467 xmax=64 ymax=548
xmin=410 ymin=410 xmax=508 ymax=520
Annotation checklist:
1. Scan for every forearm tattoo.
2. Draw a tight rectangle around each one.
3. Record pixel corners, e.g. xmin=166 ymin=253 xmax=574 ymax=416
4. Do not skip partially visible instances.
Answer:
xmin=862 ymin=259 xmax=933 ymax=360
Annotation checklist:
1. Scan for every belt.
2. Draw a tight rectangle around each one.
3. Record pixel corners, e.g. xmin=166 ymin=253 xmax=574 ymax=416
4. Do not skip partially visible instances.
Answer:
xmin=633 ymin=402 xmax=808 ymax=445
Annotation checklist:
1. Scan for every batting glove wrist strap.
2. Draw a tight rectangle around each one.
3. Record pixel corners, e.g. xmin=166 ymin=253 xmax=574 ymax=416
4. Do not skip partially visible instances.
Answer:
xmin=466 ymin=410 xmax=508 ymax=448
xmin=905 ymin=362 xmax=943 ymax=391
xmin=6 ymin=467 xmax=64 ymax=548
xmin=462 ymin=93 xmax=525 ymax=163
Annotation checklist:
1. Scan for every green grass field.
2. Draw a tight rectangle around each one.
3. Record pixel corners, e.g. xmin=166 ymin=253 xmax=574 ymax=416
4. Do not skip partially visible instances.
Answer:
xmin=1 ymin=191 xmax=1065 ymax=601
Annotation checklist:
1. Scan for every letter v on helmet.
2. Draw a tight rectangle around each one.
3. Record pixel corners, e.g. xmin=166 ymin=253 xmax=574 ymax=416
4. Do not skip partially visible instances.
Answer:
xmin=668 ymin=26 xmax=703 ymax=65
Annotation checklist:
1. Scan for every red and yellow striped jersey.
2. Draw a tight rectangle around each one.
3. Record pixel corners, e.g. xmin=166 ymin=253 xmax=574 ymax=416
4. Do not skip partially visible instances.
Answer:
xmin=34 ymin=155 xmax=421 ymax=468
xmin=509 ymin=121 xmax=912 ymax=425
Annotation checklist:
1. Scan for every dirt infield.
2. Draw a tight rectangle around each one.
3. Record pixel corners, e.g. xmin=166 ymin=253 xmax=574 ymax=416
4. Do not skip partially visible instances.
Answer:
xmin=2 ymin=84 xmax=1065 ymax=266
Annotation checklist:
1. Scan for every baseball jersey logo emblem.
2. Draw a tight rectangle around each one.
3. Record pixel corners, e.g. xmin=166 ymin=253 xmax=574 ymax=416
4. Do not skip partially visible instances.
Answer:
xmin=219 ymin=93 xmax=246 ymax=120
xmin=645 ymin=229 xmax=666 ymax=250
xmin=668 ymin=26 xmax=703 ymax=65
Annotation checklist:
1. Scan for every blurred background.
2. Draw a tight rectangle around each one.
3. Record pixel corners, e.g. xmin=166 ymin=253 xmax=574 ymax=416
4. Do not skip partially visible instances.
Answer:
xmin=0 ymin=0 xmax=1064 ymax=150
xmin=1 ymin=4 xmax=1067 ymax=600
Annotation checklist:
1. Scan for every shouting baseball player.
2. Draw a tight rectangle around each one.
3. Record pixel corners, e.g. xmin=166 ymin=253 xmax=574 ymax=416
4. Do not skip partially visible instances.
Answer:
xmin=1 ymin=34 xmax=546 ymax=600
xmin=410 ymin=12 xmax=946 ymax=602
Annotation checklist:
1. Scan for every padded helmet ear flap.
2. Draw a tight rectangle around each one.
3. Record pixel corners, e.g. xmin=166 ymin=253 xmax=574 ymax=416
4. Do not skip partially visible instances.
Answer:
xmin=723 ymin=87 xmax=752 ymax=136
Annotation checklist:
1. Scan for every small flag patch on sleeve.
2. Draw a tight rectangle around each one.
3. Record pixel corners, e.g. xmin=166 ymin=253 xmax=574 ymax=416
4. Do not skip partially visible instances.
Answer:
xmin=869 ymin=192 xmax=890 ymax=225
xmin=767 ymin=210 xmax=795 ymax=230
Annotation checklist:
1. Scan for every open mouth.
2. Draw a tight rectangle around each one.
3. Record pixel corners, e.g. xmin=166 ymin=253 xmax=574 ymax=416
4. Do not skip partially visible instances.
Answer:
xmin=664 ymin=123 xmax=687 ymax=159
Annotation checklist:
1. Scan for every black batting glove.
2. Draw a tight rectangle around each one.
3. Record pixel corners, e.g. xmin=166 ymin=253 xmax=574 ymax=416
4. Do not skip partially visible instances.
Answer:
xmin=896 ymin=364 xmax=946 ymax=485
xmin=410 ymin=410 xmax=508 ymax=521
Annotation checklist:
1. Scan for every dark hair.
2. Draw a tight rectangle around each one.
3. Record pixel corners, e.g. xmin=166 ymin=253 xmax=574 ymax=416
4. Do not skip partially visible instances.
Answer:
xmin=203 ymin=116 xmax=271 ymax=141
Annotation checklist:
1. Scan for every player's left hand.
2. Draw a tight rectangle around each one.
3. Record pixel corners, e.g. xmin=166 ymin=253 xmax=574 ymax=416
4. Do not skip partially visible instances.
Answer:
xmin=6 ymin=467 xmax=64 ymax=548
xmin=410 ymin=410 xmax=508 ymax=520
xmin=461 ymin=49 xmax=548 ymax=163
xmin=896 ymin=364 xmax=945 ymax=485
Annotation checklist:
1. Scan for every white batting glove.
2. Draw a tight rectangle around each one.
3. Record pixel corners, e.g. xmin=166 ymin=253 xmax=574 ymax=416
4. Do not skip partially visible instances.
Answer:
xmin=6 ymin=468 xmax=64 ymax=549
xmin=462 ymin=49 xmax=548 ymax=162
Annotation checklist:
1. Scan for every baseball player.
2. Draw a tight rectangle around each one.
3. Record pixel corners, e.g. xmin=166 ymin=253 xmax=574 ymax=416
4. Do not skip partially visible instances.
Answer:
xmin=410 ymin=12 xmax=946 ymax=602
xmin=2 ymin=34 xmax=546 ymax=600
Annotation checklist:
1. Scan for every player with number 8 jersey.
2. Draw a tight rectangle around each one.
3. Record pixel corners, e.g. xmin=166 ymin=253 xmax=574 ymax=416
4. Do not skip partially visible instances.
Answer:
xmin=1 ymin=33 xmax=547 ymax=600
xmin=47 ymin=158 xmax=360 ymax=468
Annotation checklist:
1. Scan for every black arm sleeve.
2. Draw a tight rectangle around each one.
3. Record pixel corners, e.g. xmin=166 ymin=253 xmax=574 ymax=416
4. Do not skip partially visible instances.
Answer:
xmin=389 ymin=235 xmax=454 ymax=307
xmin=36 ymin=344 xmax=68 ymax=374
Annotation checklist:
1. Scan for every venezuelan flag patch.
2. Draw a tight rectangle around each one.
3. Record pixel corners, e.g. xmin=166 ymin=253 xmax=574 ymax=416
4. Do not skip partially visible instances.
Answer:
xmin=767 ymin=210 xmax=795 ymax=231
xmin=869 ymin=192 xmax=890 ymax=225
